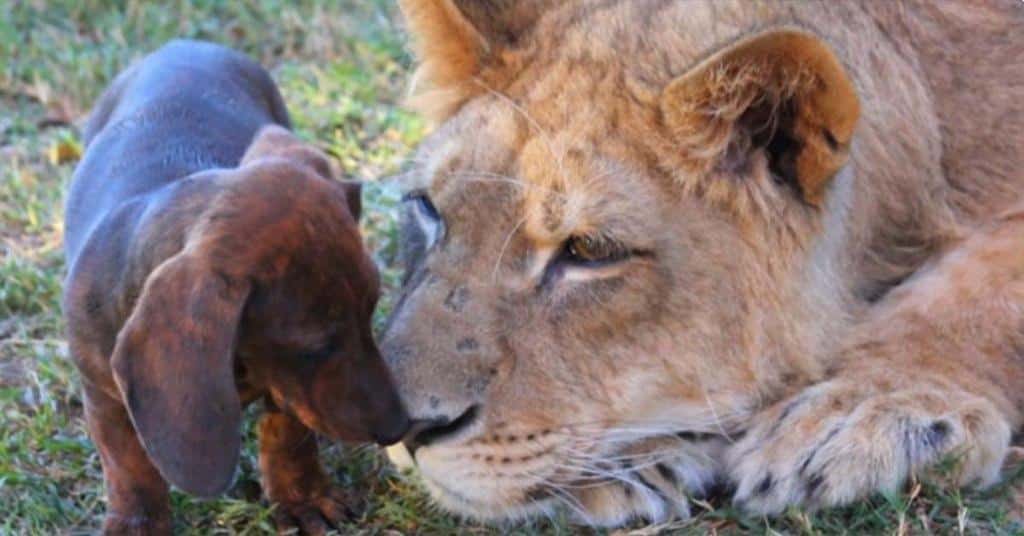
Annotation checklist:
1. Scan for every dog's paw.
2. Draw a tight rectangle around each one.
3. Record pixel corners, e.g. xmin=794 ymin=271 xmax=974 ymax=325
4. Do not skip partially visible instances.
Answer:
xmin=726 ymin=380 xmax=1010 ymax=515
xmin=271 ymin=485 xmax=362 ymax=535
xmin=101 ymin=512 xmax=172 ymax=536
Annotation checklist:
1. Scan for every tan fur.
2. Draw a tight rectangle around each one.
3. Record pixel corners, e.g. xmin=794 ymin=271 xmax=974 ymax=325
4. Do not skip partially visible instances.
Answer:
xmin=662 ymin=28 xmax=860 ymax=206
xmin=385 ymin=0 xmax=1024 ymax=525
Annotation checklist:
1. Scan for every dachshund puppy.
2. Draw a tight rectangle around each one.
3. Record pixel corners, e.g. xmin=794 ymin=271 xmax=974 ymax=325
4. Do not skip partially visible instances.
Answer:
xmin=62 ymin=40 xmax=409 ymax=535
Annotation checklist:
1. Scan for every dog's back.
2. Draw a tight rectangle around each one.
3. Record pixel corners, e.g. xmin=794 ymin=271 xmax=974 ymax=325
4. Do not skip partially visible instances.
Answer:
xmin=64 ymin=39 xmax=289 ymax=263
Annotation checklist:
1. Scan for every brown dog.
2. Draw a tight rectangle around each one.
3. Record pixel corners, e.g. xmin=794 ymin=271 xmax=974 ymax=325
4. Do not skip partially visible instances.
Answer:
xmin=62 ymin=40 xmax=409 ymax=534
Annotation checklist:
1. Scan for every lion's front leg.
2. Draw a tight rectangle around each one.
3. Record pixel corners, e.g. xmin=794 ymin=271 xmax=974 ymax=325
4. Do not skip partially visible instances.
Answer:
xmin=569 ymin=435 xmax=727 ymax=526
xmin=729 ymin=206 xmax=1024 ymax=515
xmin=727 ymin=377 xmax=1010 ymax=514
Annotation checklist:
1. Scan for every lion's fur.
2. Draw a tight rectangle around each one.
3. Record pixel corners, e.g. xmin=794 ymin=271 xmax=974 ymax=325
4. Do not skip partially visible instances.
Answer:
xmin=385 ymin=0 xmax=1024 ymax=525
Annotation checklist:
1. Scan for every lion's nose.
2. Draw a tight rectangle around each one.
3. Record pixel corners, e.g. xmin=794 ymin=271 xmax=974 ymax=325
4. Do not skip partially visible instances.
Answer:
xmin=403 ymin=405 xmax=479 ymax=456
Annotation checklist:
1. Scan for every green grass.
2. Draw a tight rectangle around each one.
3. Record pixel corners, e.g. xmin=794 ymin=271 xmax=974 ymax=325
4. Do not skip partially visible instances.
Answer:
xmin=1 ymin=1 xmax=1023 ymax=534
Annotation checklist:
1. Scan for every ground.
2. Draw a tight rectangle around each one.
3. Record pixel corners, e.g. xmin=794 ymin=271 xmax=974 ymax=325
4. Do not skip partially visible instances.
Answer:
xmin=1 ymin=1 xmax=1022 ymax=534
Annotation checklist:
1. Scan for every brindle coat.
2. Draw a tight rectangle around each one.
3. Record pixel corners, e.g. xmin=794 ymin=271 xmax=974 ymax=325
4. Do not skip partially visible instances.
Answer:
xmin=62 ymin=40 xmax=408 ymax=535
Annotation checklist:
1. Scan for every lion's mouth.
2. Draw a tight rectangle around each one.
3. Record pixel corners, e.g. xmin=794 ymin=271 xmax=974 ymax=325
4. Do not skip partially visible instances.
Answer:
xmin=403 ymin=405 xmax=481 ymax=456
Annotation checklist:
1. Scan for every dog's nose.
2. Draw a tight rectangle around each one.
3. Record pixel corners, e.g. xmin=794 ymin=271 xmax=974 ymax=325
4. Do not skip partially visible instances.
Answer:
xmin=403 ymin=405 xmax=479 ymax=456
xmin=373 ymin=413 xmax=411 ymax=447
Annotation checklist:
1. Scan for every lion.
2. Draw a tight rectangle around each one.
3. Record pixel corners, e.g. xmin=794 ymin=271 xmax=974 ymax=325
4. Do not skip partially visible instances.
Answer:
xmin=380 ymin=0 xmax=1024 ymax=526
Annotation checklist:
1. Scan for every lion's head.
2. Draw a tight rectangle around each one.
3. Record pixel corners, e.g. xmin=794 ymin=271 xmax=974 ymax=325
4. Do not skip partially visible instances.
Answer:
xmin=382 ymin=0 xmax=866 ymax=525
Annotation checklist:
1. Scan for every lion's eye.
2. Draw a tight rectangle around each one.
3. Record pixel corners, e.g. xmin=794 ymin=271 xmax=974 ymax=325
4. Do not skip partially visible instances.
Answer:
xmin=409 ymin=193 xmax=440 ymax=222
xmin=403 ymin=191 xmax=443 ymax=247
xmin=562 ymin=235 xmax=628 ymax=266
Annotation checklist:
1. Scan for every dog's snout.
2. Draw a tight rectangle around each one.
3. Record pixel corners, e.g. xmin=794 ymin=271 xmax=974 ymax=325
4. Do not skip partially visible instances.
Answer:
xmin=403 ymin=405 xmax=479 ymax=456
xmin=372 ymin=411 xmax=411 ymax=447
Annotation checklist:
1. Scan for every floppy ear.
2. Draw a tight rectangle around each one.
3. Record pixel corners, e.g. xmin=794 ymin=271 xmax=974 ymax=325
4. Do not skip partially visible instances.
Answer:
xmin=242 ymin=124 xmax=334 ymax=180
xmin=340 ymin=181 xmax=362 ymax=221
xmin=111 ymin=251 xmax=249 ymax=497
xmin=400 ymin=0 xmax=548 ymax=120
xmin=661 ymin=29 xmax=860 ymax=206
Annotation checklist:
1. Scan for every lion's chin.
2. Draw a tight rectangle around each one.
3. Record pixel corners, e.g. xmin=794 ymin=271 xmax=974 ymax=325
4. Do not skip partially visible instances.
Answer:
xmin=388 ymin=442 xmax=559 ymax=522
xmin=422 ymin=477 xmax=558 ymax=522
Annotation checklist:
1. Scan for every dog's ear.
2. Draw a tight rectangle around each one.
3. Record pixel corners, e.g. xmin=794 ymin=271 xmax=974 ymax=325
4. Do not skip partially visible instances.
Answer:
xmin=340 ymin=181 xmax=362 ymax=221
xmin=242 ymin=124 xmax=334 ymax=181
xmin=110 ymin=251 xmax=249 ymax=497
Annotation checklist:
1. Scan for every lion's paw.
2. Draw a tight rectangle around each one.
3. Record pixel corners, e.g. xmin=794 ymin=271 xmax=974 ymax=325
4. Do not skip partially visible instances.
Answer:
xmin=567 ymin=435 xmax=726 ymax=526
xmin=726 ymin=380 xmax=1010 ymax=515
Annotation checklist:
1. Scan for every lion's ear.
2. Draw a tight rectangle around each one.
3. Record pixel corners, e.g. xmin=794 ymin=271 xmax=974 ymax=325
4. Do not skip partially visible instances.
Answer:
xmin=662 ymin=29 xmax=860 ymax=207
xmin=400 ymin=0 xmax=547 ymax=121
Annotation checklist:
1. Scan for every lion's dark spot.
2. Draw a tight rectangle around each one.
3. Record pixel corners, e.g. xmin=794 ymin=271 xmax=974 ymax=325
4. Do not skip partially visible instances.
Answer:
xmin=798 ymin=422 xmax=845 ymax=476
xmin=779 ymin=372 xmax=799 ymax=385
xmin=799 ymin=455 xmax=814 ymax=475
xmin=700 ymin=480 xmax=735 ymax=503
xmin=456 ymin=337 xmax=479 ymax=352
xmin=634 ymin=470 xmax=672 ymax=509
xmin=656 ymin=463 xmax=677 ymax=486
xmin=817 ymin=423 xmax=844 ymax=449
xmin=525 ymin=486 xmax=548 ymax=502
xmin=444 ymin=286 xmax=470 ymax=312
xmin=756 ymin=473 xmax=773 ymax=495
xmin=767 ymin=395 xmax=808 ymax=437
xmin=925 ymin=420 xmax=950 ymax=448
xmin=806 ymin=473 xmax=825 ymax=497
xmin=676 ymin=430 xmax=716 ymax=441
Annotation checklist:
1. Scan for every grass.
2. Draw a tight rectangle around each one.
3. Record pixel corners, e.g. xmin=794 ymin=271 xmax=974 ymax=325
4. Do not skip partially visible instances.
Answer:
xmin=1 ymin=1 xmax=1022 ymax=534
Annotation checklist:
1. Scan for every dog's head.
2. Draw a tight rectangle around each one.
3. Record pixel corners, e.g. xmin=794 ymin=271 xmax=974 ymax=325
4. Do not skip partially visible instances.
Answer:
xmin=109 ymin=126 xmax=408 ymax=496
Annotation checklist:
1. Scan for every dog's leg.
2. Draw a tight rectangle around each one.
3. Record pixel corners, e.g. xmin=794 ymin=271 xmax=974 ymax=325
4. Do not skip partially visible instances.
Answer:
xmin=83 ymin=383 xmax=171 ymax=535
xmin=727 ymin=207 xmax=1024 ymax=514
xmin=259 ymin=407 xmax=360 ymax=535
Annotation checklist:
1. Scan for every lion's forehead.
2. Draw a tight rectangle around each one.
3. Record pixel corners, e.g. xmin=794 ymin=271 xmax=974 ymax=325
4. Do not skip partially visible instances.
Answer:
xmin=415 ymin=93 xmax=668 ymax=257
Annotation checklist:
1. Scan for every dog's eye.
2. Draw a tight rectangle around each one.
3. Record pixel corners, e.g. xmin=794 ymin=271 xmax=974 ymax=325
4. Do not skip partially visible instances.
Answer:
xmin=561 ymin=235 xmax=630 ymax=266
xmin=298 ymin=340 xmax=336 ymax=362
